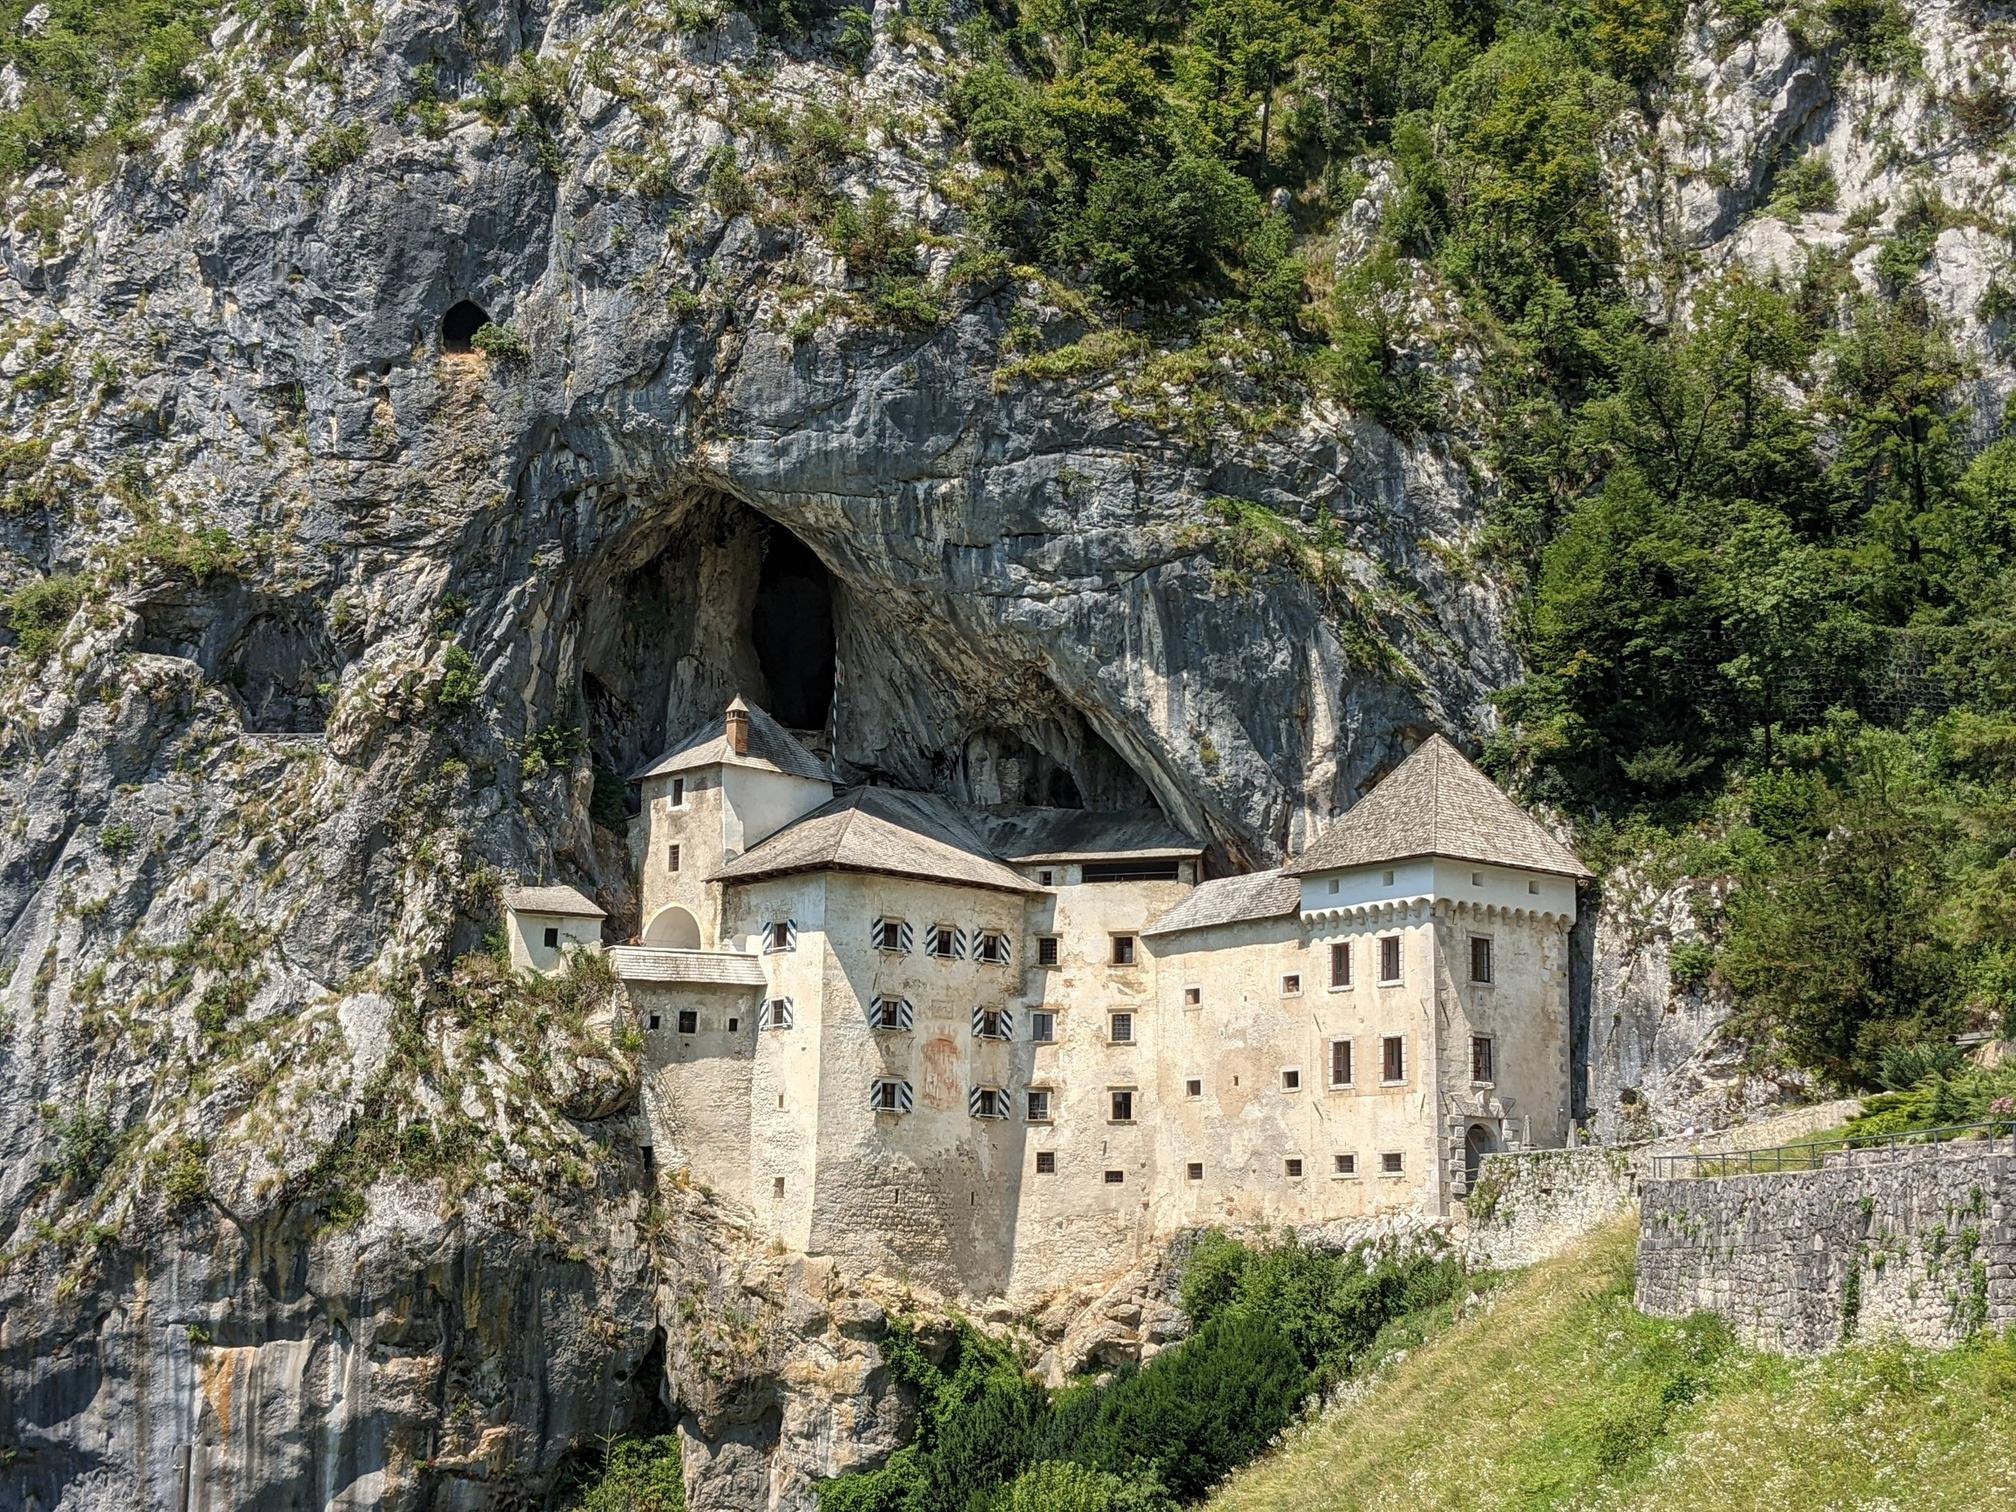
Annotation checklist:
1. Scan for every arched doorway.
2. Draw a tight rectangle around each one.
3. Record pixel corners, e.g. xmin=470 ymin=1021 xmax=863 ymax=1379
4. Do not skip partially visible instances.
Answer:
xmin=643 ymin=905 xmax=701 ymax=949
xmin=1464 ymin=1123 xmax=1497 ymax=1187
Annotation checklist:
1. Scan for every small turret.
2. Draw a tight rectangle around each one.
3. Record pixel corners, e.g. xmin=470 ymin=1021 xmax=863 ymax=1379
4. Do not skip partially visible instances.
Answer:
xmin=725 ymin=695 xmax=751 ymax=757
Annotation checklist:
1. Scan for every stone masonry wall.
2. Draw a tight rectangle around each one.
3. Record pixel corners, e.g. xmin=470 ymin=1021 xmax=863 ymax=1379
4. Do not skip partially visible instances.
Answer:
xmin=1637 ymin=1144 xmax=2016 ymax=1354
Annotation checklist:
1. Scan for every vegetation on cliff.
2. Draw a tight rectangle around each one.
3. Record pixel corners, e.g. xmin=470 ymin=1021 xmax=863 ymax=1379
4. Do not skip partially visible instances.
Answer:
xmin=1210 ymin=1220 xmax=2016 ymax=1512
xmin=820 ymin=1233 xmax=1470 ymax=1511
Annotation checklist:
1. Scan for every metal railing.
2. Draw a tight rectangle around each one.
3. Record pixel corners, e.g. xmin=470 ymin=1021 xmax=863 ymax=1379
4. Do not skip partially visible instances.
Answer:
xmin=1647 ymin=1120 xmax=2016 ymax=1180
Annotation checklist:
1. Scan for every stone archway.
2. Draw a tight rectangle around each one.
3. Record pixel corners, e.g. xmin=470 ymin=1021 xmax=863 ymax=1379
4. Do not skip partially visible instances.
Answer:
xmin=1464 ymin=1123 xmax=1498 ymax=1187
xmin=643 ymin=905 xmax=701 ymax=949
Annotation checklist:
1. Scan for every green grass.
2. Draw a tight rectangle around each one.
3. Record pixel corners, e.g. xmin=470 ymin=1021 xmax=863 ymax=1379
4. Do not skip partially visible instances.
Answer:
xmin=1210 ymin=1218 xmax=2016 ymax=1511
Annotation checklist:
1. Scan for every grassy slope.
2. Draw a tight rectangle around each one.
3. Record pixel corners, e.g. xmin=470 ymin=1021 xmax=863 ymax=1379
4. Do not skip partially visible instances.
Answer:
xmin=1210 ymin=1219 xmax=2016 ymax=1512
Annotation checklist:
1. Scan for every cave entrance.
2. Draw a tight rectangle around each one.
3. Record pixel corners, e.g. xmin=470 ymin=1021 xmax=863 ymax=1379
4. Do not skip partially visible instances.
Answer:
xmin=442 ymin=300 xmax=489 ymax=353
xmin=750 ymin=528 xmax=835 ymax=732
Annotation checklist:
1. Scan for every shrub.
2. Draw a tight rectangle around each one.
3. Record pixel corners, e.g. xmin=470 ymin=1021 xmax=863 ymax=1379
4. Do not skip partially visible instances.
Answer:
xmin=991 ymin=1460 xmax=1171 ymax=1512
xmin=306 ymin=122 xmax=369 ymax=173
xmin=49 ymin=1107 xmax=118 ymax=1188
xmin=437 ymin=645 xmax=480 ymax=709
xmin=4 ymin=573 xmax=85 ymax=663
xmin=472 ymin=322 xmax=531 ymax=364
xmin=161 ymin=1140 xmax=210 ymax=1207
xmin=563 ymin=1433 xmax=683 ymax=1511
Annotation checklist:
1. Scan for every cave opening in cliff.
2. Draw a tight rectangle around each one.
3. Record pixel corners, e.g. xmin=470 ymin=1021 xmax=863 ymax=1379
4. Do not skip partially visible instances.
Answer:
xmin=441 ymin=300 xmax=489 ymax=352
xmin=750 ymin=528 xmax=835 ymax=732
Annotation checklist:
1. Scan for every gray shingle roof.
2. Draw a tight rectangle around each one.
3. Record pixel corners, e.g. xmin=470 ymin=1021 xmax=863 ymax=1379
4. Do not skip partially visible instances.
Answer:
xmin=710 ymin=787 xmax=1044 ymax=895
xmin=607 ymin=946 xmax=766 ymax=985
xmin=1142 ymin=869 xmax=1300 ymax=937
xmin=632 ymin=699 xmax=830 ymax=783
xmin=1286 ymin=735 xmax=1590 ymax=880
xmin=501 ymin=884 xmax=606 ymax=918
xmin=973 ymin=806 xmax=1202 ymax=863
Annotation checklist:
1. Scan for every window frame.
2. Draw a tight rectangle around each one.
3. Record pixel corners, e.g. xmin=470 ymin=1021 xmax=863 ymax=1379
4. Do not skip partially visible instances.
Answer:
xmin=1029 ymin=1010 xmax=1056 ymax=1044
xmin=1378 ymin=933 xmax=1402 ymax=984
xmin=1280 ymin=1067 xmax=1302 ymax=1093
xmin=870 ymin=1078 xmax=912 ymax=1114
xmin=1280 ymin=972 xmax=1302 ymax=997
xmin=874 ymin=917 xmax=909 ymax=954
xmin=1107 ymin=1011 xmax=1134 ymax=1045
xmin=1379 ymin=1150 xmax=1406 ymax=1176
xmin=870 ymin=996 xmax=913 ymax=1033
xmin=1035 ymin=934 xmax=1060 ymax=967
xmin=676 ymin=1009 xmax=698 ymax=1035
xmin=1035 ymin=1150 xmax=1057 ymax=1174
xmin=1329 ymin=941 xmax=1351 ymax=989
xmin=1182 ymin=985 xmax=1202 ymax=1007
xmin=1471 ymin=1034 xmax=1496 ymax=1085
xmin=668 ymin=776 xmax=686 ymax=809
xmin=1109 ymin=934 xmax=1137 ymax=967
xmin=1469 ymin=934 xmax=1494 ymax=986
xmin=765 ymin=920 xmax=796 ymax=955
xmin=973 ymin=1007 xmax=1011 ymax=1041
xmin=1108 ymin=1087 xmax=1136 ymax=1123
xmin=970 ymin=1086 xmax=1010 ymax=1120
xmin=1186 ymin=1161 xmax=1204 ymax=1181
xmin=763 ymin=997 xmax=795 ymax=1031
xmin=1025 ymin=1088 xmax=1053 ymax=1123
xmin=926 ymin=923 xmax=960 ymax=960
xmin=542 ymin=925 xmax=560 ymax=949
xmin=1333 ymin=1152 xmax=1358 ymax=1178
xmin=1284 ymin=1157 xmax=1305 ymax=1179
xmin=1381 ymin=1034 xmax=1406 ymax=1085
xmin=1184 ymin=1077 xmax=1203 ymax=1099
xmin=668 ymin=843 xmax=681 ymax=874
xmin=1328 ymin=1036 xmax=1354 ymax=1089
xmin=974 ymin=930 xmax=1011 ymax=966
xmin=1103 ymin=1169 xmax=1125 ymax=1185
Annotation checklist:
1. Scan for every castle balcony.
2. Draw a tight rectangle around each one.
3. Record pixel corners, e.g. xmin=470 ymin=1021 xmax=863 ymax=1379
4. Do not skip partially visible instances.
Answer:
xmin=606 ymin=946 xmax=767 ymax=987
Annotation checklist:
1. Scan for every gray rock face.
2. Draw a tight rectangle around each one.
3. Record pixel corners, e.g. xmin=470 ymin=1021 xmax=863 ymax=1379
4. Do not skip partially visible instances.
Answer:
xmin=2 ymin=0 xmax=2010 ymax=1505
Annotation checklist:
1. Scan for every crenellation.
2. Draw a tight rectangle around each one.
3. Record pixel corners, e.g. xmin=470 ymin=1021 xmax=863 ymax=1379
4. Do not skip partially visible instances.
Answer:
xmin=504 ymin=705 xmax=1590 ymax=1302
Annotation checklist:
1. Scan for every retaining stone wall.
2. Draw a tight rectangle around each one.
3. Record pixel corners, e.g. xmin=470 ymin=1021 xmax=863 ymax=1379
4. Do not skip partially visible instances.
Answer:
xmin=1636 ymin=1144 xmax=2016 ymax=1354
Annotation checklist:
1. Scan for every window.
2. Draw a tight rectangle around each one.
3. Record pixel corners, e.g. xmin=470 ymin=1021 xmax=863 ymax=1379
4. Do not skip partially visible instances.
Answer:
xmin=1471 ymin=870 xmax=1483 ymax=886
xmin=870 ymin=997 xmax=913 ymax=1032
xmin=973 ymin=1008 xmax=1011 ymax=1041
xmin=1036 ymin=1150 xmax=1056 ymax=1173
xmin=1187 ymin=1162 xmax=1204 ymax=1181
xmin=1109 ymin=1088 xmax=1135 ymax=1122
xmin=774 ymin=1176 xmax=785 ymax=1198
xmin=1470 ymin=936 xmax=1493 ymax=984
xmin=1104 ymin=1169 xmax=1125 ymax=1185
xmin=1329 ymin=942 xmax=1351 ymax=988
xmin=766 ymin=920 xmax=796 ymax=954
xmin=542 ymin=926 xmax=560 ymax=949
xmin=1281 ymin=1068 xmax=1301 ymax=1092
xmin=1329 ymin=1038 xmax=1353 ymax=1088
xmin=1108 ymin=1012 xmax=1134 ymax=1044
xmin=1082 ymin=859 xmax=1182 ymax=883
xmin=1472 ymin=1035 xmax=1495 ymax=1084
xmin=1110 ymin=934 xmax=1136 ymax=966
xmin=647 ymin=1013 xmax=661 ymax=1031
xmin=1379 ymin=934 xmax=1401 ymax=983
xmin=1381 ymin=869 xmax=1395 ymax=885
xmin=1327 ymin=877 xmax=1340 ymax=894
xmin=764 ymin=998 xmax=795 ymax=1030
xmin=1281 ymin=973 xmax=1302 ymax=997
xmin=668 ymin=844 xmax=681 ymax=873
xmin=1333 ymin=1153 xmax=1357 ymax=1177
xmin=970 ymin=1086 xmax=1009 ymax=1119
xmin=975 ymin=931 xmax=1010 ymax=965
xmin=927 ymin=924 xmax=961 ymax=959
xmin=1029 ymin=1011 xmax=1055 ymax=1044
xmin=677 ymin=1010 xmax=697 ymax=1034
xmin=1381 ymin=1151 xmax=1405 ymax=1175
xmin=1036 ymin=935 xmax=1060 ymax=967
xmin=1185 ymin=1078 xmax=1202 ymax=1098
xmin=1038 ymin=869 xmax=1055 ymax=886
xmin=874 ymin=917 xmax=911 ymax=953
xmin=669 ymin=777 xmax=685 ymax=807
xmin=1183 ymin=986 xmax=1201 ymax=1007
xmin=727 ymin=1016 xmax=739 ymax=1032
xmin=870 ymin=1079 xmax=912 ymax=1114
xmin=1528 ymin=878 xmax=1539 ymax=894
xmin=1025 ymin=1089 xmax=1053 ymax=1123
xmin=1382 ymin=1035 xmax=1405 ymax=1083
xmin=1285 ymin=1158 xmax=1304 ymax=1178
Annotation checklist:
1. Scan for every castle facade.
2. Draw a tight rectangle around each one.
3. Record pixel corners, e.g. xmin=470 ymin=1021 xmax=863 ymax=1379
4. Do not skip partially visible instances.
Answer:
xmin=503 ymin=698 xmax=1587 ymax=1303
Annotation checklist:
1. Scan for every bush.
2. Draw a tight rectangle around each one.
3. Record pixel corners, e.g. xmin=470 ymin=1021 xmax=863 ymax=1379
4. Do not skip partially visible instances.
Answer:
xmin=436 ymin=645 xmax=480 ymax=710
xmin=4 ymin=572 xmax=85 ymax=664
xmin=562 ymin=1434 xmax=683 ymax=1512
xmin=990 ymin=1460 xmax=1171 ymax=1512
xmin=472 ymin=322 xmax=531 ymax=364
xmin=305 ymin=121 xmax=368 ymax=173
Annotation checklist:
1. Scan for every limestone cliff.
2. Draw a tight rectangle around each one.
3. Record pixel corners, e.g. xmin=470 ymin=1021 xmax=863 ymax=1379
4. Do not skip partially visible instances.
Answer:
xmin=2 ymin=0 xmax=2012 ymax=1506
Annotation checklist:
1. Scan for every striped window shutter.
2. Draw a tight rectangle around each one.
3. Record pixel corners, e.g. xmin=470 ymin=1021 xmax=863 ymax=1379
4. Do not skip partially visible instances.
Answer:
xmin=999 ymin=1006 xmax=1015 ymax=1039
xmin=785 ymin=920 xmax=798 ymax=950
xmin=971 ymin=1005 xmax=985 ymax=1037
xmin=870 ymin=997 xmax=915 ymax=1031
xmin=898 ymin=999 xmax=914 ymax=1030
xmin=996 ymin=935 xmax=1011 ymax=966
xmin=953 ymin=927 xmax=968 ymax=960
xmin=899 ymin=921 xmax=914 ymax=953
xmin=969 ymin=1086 xmax=1004 ymax=1118
xmin=871 ymin=1079 xmax=914 ymax=1113
xmin=897 ymin=1080 xmax=914 ymax=1112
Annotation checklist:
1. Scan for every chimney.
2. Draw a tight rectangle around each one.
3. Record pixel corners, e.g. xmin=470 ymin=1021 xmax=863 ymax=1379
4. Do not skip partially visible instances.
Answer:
xmin=725 ymin=696 xmax=750 ymax=757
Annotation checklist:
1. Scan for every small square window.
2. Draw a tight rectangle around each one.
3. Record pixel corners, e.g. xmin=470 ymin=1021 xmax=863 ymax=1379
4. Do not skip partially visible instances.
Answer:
xmin=677 ymin=1009 xmax=697 ymax=1034
xmin=1471 ymin=936 xmax=1493 ymax=984
xmin=1187 ymin=1162 xmax=1204 ymax=1181
xmin=768 ymin=921 xmax=794 ymax=953
xmin=1382 ymin=1035 xmax=1405 ymax=1083
xmin=1185 ymin=1077 xmax=1202 ymax=1098
xmin=928 ymin=924 xmax=958 ymax=959
xmin=875 ymin=918 xmax=906 ymax=952
xmin=1109 ymin=1088 xmax=1135 ymax=1122
xmin=1381 ymin=869 xmax=1395 ymax=885
xmin=975 ymin=1009 xmax=1010 ymax=1040
xmin=1334 ymin=1153 xmax=1357 ymax=1177
xmin=1183 ymin=986 xmax=1201 ymax=1006
xmin=727 ymin=1016 xmax=739 ymax=1032
xmin=976 ymin=931 xmax=1010 ymax=965
xmin=1036 ymin=1150 xmax=1057 ymax=1174
xmin=668 ymin=843 xmax=681 ymax=873
xmin=1529 ymin=878 xmax=1539 ymax=894
xmin=874 ymin=998 xmax=910 ymax=1031
xmin=1281 ymin=973 xmax=1301 ymax=997
xmin=542 ymin=926 xmax=560 ymax=949
xmin=1284 ymin=1158 xmax=1304 ymax=1179
xmin=1030 ymin=1010 xmax=1056 ymax=1043
xmin=1471 ymin=870 xmax=1483 ymax=886
xmin=1381 ymin=1151 xmax=1404 ymax=1175
xmin=1038 ymin=869 xmax=1055 ymax=887
xmin=670 ymin=777 xmax=686 ymax=808
xmin=872 ymin=1080 xmax=908 ymax=1113
xmin=972 ymin=1087 xmax=1009 ymax=1119
xmin=1108 ymin=1012 xmax=1134 ymax=1044
xmin=1110 ymin=934 xmax=1136 ymax=966
xmin=1379 ymin=934 xmax=1402 ymax=983
xmin=1327 ymin=877 xmax=1340 ymax=894
xmin=1472 ymin=1035 xmax=1495 ymax=1084
xmin=765 ymin=998 xmax=794 ymax=1030
xmin=1036 ymin=935 xmax=1060 ymax=967
xmin=1104 ymin=1169 xmax=1125 ymax=1185
xmin=647 ymin=1013 xmax=661 ymax=1031
xmin=1026 ymin=1089 xmax=1053 ymax=1122
xmin=1281 ymin=1068 xmax=1301 ymax=1092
